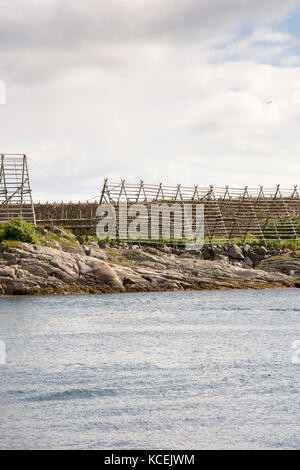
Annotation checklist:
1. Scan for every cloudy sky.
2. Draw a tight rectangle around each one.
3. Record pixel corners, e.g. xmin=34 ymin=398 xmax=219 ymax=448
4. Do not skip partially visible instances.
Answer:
xmin=1 ymin=0 xmax=300 ymax=201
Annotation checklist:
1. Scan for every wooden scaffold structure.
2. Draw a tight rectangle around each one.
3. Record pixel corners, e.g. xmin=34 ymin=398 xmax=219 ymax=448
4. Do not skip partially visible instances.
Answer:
xmin=0 ymin=154 xmax=36 ymax=225
xmin=99 ymin=179 xmax=300 ymax=245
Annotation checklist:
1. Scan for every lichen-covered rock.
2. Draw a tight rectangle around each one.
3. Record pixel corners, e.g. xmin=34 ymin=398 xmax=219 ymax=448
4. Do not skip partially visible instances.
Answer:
xmin=0 ymin=240 xmax=299 ymax=296
xmin=257 ymin=254 xmax=300 ymax=279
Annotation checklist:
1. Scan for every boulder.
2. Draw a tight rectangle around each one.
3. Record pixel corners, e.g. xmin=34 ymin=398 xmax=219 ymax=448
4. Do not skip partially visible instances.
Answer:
xmin=244 ymin=256 xmax=253 ymax=268
xmin=97 ymin=239 xmax=106 ymax=249
xmin=200 ymin=246 xmax=212 ymax=260
xmin=228 ymin=244 xmax=244 ymax=260
xmin=257 ymin=254 xmax=300 ymax=279
xmin=230 ymin=259 xmax=244 ymax=267
xmin=84 ymin=258 xmax=124 ymax=291
xmin=214 ymin=254 xmax=229 ymax=262
xmin=76 ymin=236 xmax=85 ymax=245
xmin=211 ymin=246 xmax=227 ymax=261
xmin=246 ymin=250 xmax=263 ymax=267
xmin=252 ymin=246 xmax=268 ymax=255
xmin=84 ymin=245 xmax=91 ymax=256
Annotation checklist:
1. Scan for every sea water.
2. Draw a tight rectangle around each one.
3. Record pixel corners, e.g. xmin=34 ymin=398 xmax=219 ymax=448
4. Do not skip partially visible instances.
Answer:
xmin=0 ymin=289 xmax=299 ymax=449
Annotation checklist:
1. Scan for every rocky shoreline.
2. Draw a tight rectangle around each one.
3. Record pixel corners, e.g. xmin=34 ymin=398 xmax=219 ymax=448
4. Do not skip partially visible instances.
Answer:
xmin=1 ymin=227 xmax=300 ymax=296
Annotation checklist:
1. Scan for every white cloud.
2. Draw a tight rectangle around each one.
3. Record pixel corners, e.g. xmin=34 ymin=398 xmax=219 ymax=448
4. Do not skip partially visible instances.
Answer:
xmin=0 ymin=0 xmax=300 ymax=200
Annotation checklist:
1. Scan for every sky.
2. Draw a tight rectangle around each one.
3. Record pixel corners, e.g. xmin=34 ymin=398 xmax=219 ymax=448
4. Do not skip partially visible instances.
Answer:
xmin=1 ymin=0 xmax=300 ymax=202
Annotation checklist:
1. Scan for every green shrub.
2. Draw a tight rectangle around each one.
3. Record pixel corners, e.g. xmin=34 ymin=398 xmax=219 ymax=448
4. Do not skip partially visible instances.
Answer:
xmin=0 ymin=217 xmax=38 ymax=244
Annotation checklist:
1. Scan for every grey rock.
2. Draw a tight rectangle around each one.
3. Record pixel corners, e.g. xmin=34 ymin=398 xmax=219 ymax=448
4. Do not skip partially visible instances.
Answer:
xmin=230 ymin=259 xmax=244 ymax=267
xmin=60 ymin=245 xmax=80 ymax=254
xmin=258 ymin=254 xmax=300 ymax=279
xmin=0 ymin=241 xmax=298 ymax=296
xmin=213 ymin=254 xmax=229 ymax=262
xmin=84 ymin=246 xmax=91 ymax=256
xmin=0 ymin=266 xmax=15 ymax=278
xmin=97 ymin=239 xmax=106 ymax=249
xmin=252 ymin=246 xmax=268 ymax=255
xmin=244 ymin=256 xmax=254 ymax=268
xmin=47 ymin=225 xmax=69 ymax=238
xmin=228 ymin=244 xmax=244 ymax=260
xmin=246 ymin=250 xmax=263 ymax=267
xmin=89 ymin=249 xmax=108 ymax=261
xmin=211 ymin=246 xmax=226 ymax=261
xmin=49 ymin=240 xmax=62 ymax=251
xmin=123 ymin=277 xmax=135 ymax=286
xmin=200 ymin=246 xmax=212 ymax=260
xmin=85 ymin=258 xmax=124 ymax=290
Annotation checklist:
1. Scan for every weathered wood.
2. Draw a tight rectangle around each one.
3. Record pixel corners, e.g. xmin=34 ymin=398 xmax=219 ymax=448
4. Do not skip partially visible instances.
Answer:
xmin=32 ymin=181 xmax=300 ymax=243
xmin=0 ymin=154 xmax=36 ymax=225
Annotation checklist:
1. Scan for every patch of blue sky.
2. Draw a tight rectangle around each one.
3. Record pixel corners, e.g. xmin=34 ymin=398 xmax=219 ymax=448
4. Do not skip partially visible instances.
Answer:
xmin=273 ymin=4 xmax=300 ymax=39
xmin=210 ymin=8 xmax=300 ymax=67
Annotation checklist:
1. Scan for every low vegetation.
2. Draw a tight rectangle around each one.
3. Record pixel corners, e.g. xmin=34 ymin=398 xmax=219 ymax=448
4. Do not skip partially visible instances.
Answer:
xmin=0 ymin=217 xmax=38 ymax=244
xmin=42 ymin=230 xmax=78 ymax=248
xmin=261 ymin=214 xmax=300 ymax=240
xmin=1 ymin=215 xmax=300 ymax=252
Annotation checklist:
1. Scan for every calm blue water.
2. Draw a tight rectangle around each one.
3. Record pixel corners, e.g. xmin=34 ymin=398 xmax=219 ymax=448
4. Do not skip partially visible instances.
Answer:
xmin=0 ymin=289 xmax=299 ymax=450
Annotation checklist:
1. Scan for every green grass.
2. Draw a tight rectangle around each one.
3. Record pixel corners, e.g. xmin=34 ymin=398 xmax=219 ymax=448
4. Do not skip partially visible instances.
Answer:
xmin=0 ymin=217 xmax=38 ymax=244
xmin=202 ymin=231 xmax=300 ymax=250
xmin=119 ymin=260 xmax=133 ymax=267
xmin=1 ymin=240 xmax=24 ymax=248
xmin=261 ymin=214 xmax=300 ymax=240
xmin=105 ymin=248 xmax=119 ymax=257
xmin=41 ymin=232 xmax=78 ymax=248
xmin=37 ymin=224 xmax=78 ymax=246
xmin=100 ymin=237 xmax=191 ymax=249
xmin=108 ymin=259 xmax=133 ymax=267
xmin=37 ymin=215 xmax=300 ymax=252
xmin=264 ymin=239 xmax=300 ymax=250
xmin=87 ymin=235 xmax=101 ymax=243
